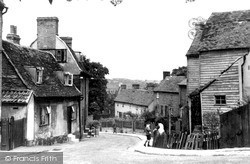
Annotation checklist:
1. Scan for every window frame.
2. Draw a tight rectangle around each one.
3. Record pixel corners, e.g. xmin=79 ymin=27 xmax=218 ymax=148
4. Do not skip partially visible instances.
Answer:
xmin=214 ymin=95 xmax=226 ymax=105
xmin=36 ymin=67 xmax=44 ymax=84
xmin=40 ymin=106 xmax=50 ymax=126
xmin=55 ymin=49 xmax=67 ymax=63
xmin=64 ymin=72 xmax=73 ymax=86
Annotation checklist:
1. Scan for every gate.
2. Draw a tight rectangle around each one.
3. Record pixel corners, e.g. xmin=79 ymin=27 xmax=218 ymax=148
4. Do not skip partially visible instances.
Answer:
xmin=1 ymin=117 xmax=25 ymax=150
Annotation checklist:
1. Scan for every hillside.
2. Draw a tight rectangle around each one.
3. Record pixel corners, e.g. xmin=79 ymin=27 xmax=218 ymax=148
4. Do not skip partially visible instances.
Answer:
xmin=107 ymin=78 xmax=160 ymax=90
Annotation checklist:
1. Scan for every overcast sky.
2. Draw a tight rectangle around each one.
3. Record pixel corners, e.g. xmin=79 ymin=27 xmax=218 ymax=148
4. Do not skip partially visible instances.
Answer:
xmin=3 ymin=0 xmax=250 ymax=81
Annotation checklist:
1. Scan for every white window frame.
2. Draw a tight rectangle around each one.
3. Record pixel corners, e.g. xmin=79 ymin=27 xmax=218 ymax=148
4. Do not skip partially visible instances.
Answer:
xmin=36 ymin=67 xmax=44 ymax=84
xmin=64 ymin=72 xmax=73 ymax=86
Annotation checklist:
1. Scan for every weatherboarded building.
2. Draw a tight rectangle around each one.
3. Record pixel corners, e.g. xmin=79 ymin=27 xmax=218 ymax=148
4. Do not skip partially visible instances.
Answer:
xmin=187 ymin=10 xmax=250 ymax=130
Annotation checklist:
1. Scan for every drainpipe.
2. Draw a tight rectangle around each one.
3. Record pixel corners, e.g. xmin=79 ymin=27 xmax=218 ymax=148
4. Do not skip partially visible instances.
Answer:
xmin=78 ymin=96 xmax=82 ymax=141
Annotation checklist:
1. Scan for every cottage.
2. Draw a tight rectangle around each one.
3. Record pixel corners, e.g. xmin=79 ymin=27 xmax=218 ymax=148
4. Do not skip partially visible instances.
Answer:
xmin=114 ymin=84 xmax=154 ymax=118
xmin=187 ymin=10 xmax=250 ymax=131
xmin=30 ymin=17 xmax=90 ymax=131
xmin=2 ymin=37 xmax=82 ymax=148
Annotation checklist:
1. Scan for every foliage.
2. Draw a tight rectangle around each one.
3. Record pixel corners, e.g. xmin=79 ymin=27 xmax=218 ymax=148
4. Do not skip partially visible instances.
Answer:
xmin=80 ymin=55 xmax=109 ymax=115
xmin=123 ymin=111 xmax=138 ymax=119
xmin=203 ymin=112 xmax=220 ymax=133
xmin=140 ymin=110 xmax=155 ymax=122
xmin=86 ymin=119 xmax=100 ymax=128
xmin=171 ymin=66 xmax=187 ymax=77
xmin=103 ymin=92 xmax=116 ymax=117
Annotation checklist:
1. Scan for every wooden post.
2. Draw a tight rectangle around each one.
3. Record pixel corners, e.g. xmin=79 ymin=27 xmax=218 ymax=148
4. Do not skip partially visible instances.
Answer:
xmin=169 ymin=108 xmax=171 ymax=135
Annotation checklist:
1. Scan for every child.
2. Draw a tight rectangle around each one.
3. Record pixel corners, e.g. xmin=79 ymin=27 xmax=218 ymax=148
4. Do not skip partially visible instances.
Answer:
xmin=144 ymin=123 xmax=151 ymax=147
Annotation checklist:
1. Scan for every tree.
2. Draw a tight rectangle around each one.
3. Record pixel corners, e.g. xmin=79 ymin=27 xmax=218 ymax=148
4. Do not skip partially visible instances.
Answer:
xmin=171 ymin=66 xmax=187 ymax=77
xmin=80 ymin=55 xmax=109 ymax=115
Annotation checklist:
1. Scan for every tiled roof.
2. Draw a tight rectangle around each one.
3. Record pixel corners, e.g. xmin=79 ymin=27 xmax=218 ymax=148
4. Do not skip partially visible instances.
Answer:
xmin=2 ymin=89 xmax=32 ymax=104
xmin=3 ymin=40 xmax=82 ymax=98
xmin=154 ymin=76 xmax=186 ymax=93
xmin=178 ymin=79 xmax=187 ymax=86
xmin=66 ymin=45 xmax=91 ymax=77
xmin=187 ymin=10 xmax=250 ymax=55
xmin=114 ymin=89 xmax=154 ymax=107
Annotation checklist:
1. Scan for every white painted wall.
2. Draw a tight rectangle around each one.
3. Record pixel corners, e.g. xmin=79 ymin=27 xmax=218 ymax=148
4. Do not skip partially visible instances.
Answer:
xmin=26 ymin=94 xmax=35 ymax=141
xmin=114 ymin=102 xmax=148 ymax=118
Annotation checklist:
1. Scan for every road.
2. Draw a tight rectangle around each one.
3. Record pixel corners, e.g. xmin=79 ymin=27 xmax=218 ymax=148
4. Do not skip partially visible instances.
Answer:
xmin=62 ymin=133 xmax=250 ymax=164
xmin=1 ymin=133 xmax=250 ymax=164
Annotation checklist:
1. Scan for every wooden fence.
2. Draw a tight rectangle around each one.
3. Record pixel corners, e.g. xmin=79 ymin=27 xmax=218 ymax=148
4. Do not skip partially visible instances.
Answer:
xmin=153 ymin=131 xmax=219 ymax=150
xmin=220 ymin=103 xmax=250 ymax=148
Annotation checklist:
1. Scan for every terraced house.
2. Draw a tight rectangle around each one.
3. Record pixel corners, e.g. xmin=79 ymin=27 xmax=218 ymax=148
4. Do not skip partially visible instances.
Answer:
xmin=114 ymin=84 xmax=155 ymax=118
xmin=187 ymin=10 xmax=250 ymax=131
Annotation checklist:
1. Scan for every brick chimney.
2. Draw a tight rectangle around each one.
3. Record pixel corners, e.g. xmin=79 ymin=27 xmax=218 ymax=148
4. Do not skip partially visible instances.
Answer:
xmin=60 ymin=36 xmax=72 ymax=48
xmin=163 ymin=71 xmax=170 ymax=80
xmin=132 ymin=84 xmax=140 ymax=89
xmin=6 ymin=25 xmax=21 ymax=44
xmin=37 ymin=17 xmax=59 ymax=49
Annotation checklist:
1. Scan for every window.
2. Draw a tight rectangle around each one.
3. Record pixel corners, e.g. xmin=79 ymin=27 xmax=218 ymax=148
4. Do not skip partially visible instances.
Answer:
xmin=69 ymin=106 xmax=77 ymax=121
xmin=117 ymin=103 xmax=119 ymax=106
xmin=64 ymin=72 xmax=73 ymax=86
xmin=122 ymin=103 xmax=124 ymax=107
xmin=215 ymin=95 xmax=226 ymax=105
xmin=40 ymin=106 xmax=50 ymax=126
xmin=36 ymin=67 xmax=44 ymax=84
xmin=119 ymin=112 xmax=122 ymax=118
xmin=55 ymin=49 xmax=67 ymax=63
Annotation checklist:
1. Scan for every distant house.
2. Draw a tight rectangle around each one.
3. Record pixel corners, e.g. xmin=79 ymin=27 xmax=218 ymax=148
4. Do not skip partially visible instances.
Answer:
xmin=2 ymin=35 xmax=82 ymax=148
xmin=153 ymin=72 xmax=186 ymax=118
xmin=30 ymin=17 xmax=90 ymax=130
xmin=186 ymin=10 xmax=250 ymax=131
xmin=114 ymin=85 xmax=154 ymax=118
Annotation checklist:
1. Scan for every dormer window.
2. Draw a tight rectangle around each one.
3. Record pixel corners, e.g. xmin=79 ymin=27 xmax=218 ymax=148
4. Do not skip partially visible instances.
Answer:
xmin=36 ymin=67 xmax=44 ymax=84
xmin=64 ymin=72 xmax=73 ymax=86
xmin=55 ymin=49 xmax=67 ymax=63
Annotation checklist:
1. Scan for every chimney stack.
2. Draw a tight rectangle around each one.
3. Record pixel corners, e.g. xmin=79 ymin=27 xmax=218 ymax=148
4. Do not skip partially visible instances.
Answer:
xmin=132 ymin=84 xmax=140 ymax=90
xmin=163 ymin=71 xmax=170 ymax=80
xmin=120 ymin=84 xmax=127 ymax=89
xmin=60 ymin=37 xmax=72 ymax=48
xmin=37 ymin=17 xmax=59 ymax=49
xmin=6 ymin=25 xmax=21 ymax=44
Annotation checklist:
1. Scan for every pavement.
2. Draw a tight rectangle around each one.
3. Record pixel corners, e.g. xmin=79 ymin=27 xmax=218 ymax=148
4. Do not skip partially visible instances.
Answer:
xmin=6 ymin=131 xmax=250 ymax=157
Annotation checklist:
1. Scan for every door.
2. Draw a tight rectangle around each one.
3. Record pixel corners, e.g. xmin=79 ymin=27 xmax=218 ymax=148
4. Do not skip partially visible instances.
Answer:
xmin=191 ymin=94 xmax=202 ymax=131
xmin=67 ymin=107 xmax=72 ymax=134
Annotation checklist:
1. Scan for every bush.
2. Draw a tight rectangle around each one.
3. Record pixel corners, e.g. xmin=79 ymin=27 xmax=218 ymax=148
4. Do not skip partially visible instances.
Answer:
xmin=86 ymin=119 xmax=100 ymax=128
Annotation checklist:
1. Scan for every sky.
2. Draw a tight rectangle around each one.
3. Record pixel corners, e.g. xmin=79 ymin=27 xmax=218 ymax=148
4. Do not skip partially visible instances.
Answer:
xmin=3 ymin=0 xmax=250 ymax=81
